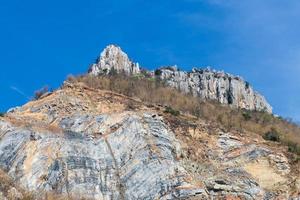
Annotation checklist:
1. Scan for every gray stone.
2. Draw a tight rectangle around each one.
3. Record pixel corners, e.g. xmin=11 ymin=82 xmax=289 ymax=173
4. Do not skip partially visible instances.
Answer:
xmin=156 ymin=66 xmax=272 ymax=113
xmin=88 ymin=44 xmax=140 ymax=76
xmin=0 ymin=113 xmax=207 ymax=199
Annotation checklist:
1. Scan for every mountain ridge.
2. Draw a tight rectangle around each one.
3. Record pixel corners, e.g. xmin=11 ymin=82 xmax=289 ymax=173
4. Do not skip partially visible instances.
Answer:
xmin=89 ymin=44 xmax=272 ymax=113
xmin=0 ymin=45 xmax=299 ymax=199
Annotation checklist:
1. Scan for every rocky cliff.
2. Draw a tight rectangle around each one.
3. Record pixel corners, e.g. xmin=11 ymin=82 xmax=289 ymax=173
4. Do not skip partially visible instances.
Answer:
xmin=156 ymin=66 xmax=272 ymax=113
xmin=0 ymin=83 xmax=206 ymax=199
xmin=88 ymin=45 xmax=272 ymax=113
xmin=0 ymin=82 xmax=299 ymax=199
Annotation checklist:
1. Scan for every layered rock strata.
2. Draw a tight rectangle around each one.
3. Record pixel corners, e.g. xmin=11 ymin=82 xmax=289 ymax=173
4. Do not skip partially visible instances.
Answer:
xmin=156 ymin=66 xmax=272 ymax=113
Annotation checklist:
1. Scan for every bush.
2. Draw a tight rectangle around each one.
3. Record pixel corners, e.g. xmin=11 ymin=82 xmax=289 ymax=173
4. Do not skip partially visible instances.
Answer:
xmin=164 ymin=106 xmax=180 ymax=116
xmin=245 ymin=81 xmax=250 ymax=89
xmin=34 ymin=86 xmax=49 ymax=100
xmin=287 ymin=141 xmax=300 ymax=155
xmin=263 ymin=128 xmax=281 ymax=142
xmin=154 ymin=69 xmax=162 ymax=76
xmin=108 ymin=68 xmax=118 ymax=76
xmin=242 ymin=111 xmax=252 ymax=121
xmin=0 ymin=112 xmax=4 ymax=117
xmin=140 ymin=68 xmax=153 ymax=78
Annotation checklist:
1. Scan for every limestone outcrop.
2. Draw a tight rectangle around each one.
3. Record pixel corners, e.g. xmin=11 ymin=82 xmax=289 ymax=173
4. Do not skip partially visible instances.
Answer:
xmin=89 ymin=45 xmax=140 ymax=76
xmin=156 ymin=66 xmax=272 ymax=113
xmin=0 ymin=83 xmax=207 ymax=199
xmin=2 ymin=44 xmax=299 ymax=199
xmin=88 ymin=45 xmax=272 ymax=113
xmin=0 ymin=83 xmax=298 ymax=199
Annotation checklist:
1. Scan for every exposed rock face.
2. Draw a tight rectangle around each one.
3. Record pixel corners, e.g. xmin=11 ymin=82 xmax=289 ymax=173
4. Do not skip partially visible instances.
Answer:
xmin=156 ymin=66 xmax=272 ymax=113
xmin=89 ymin=45 xmax=140 ymax=76
xmin=88 ymin=45 xmax=272 ymax=113
xmin=0 ymin=83 xmax=207 ymax=199
xmin=0 ymin=83 xmax=298 ymax=199
xmin=0 ymin=114 xmax=206 ymax=199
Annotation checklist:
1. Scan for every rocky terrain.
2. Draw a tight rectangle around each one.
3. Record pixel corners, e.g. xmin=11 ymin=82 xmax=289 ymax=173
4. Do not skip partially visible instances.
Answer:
xmin=0 ymin=45 xmax=299 ymax=199
xmin=89 ymin=45 xmax=272 ymax=113
xmin=0 ymin=82 xmax=299 ymax=199
xmin=0 ymin=83 xmax=207 ymax=199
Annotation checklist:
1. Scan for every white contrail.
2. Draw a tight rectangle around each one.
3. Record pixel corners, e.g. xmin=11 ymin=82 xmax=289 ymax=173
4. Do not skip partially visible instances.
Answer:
xmin=10 ymin=86 xmax=30 ymax=100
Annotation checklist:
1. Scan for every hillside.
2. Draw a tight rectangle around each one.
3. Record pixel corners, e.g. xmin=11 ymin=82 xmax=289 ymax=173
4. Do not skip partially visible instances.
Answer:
xmin=0 ymin=45 xmax=299 ymax=199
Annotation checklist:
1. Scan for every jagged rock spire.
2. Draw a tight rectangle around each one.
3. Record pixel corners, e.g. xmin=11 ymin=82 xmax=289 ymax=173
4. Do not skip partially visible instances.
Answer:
xmin=88 ymin=44 xmax=140 ymax=75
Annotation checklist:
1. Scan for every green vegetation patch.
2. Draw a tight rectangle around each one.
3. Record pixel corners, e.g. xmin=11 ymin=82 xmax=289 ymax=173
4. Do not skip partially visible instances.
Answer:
xmin=263 ymin=128 xmax=281 ymax=142
xmin=287 ymin=141 xmax=300 ymax=155
xmin=164 ymin=106 xmax=180 ymax=116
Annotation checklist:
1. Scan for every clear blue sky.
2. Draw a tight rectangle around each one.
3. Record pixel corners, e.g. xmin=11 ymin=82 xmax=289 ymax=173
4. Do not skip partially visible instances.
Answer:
xmin=0 ymin=0 xmax=300 ymax=121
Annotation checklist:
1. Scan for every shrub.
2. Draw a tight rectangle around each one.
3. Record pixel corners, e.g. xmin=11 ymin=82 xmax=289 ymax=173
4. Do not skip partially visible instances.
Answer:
xmin=108 ymin=68 xmax=118 ymax=76
xmin=245 ymin=81 xmax=250 ymax=89
xmin=242 ymin=111 xmax=252 ymax=121
xmin=154 ymin=69 xmax=162 ymax=76
xmin=0 ymin=112 xmax=4 ymax=117
xmin=34 ymin=86 xmax=49 ymax=100
xmin=164 ymin=106 xmax=180 ymax=116
xmin=287 ymin=141 xmax=300 ymax=155
xmin=263 ymin=128 xmax=281 ymax=142
xmin=140 ymin=68 xmax=153 ymax=78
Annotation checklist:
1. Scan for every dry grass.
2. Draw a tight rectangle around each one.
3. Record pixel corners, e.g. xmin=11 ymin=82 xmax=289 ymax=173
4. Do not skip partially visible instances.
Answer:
xmin=0 ymin=169 xmax=34 ymax=200
xmin=67 ymin=74 xmax=300 ymax=157
xmin=6 ymin=116 xmax=63 ymax=135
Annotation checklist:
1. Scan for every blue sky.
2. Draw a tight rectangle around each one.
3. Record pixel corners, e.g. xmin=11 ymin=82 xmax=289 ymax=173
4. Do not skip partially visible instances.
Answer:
xmin=0 ymin=0 xmax=299 ymax=121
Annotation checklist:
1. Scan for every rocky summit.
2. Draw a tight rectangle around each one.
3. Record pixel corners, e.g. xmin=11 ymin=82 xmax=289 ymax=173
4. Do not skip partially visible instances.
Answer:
xmin=89 ymin=45 xmax=272 ymax=113
xmin=89 ymin=45 xmax=140 ymax=76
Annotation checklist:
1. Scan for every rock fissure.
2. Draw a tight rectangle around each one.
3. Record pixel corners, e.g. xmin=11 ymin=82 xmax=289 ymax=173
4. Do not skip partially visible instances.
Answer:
xmin=104 ymin=139 xmax=126 ymax=200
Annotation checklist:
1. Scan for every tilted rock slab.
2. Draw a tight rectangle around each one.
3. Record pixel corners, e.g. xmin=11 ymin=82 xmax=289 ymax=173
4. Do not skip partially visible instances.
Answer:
xmin=0 ymin=83 xmax=295 ymax=199
xmin=0 ymin=113 xmax=206 ymax=199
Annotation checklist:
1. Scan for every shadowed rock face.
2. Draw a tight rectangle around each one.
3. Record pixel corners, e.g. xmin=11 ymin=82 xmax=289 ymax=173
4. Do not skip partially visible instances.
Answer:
xmin=88 ymin=45 xmax=272 ymax=113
